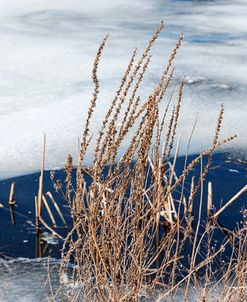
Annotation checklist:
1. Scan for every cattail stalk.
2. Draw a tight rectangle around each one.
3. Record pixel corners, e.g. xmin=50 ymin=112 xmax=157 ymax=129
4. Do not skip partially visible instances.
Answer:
xmin=42 ymin=194 xmax=57 ymax=227
xmin=47 ymin=191 xmax=67 ymax=226
xmin=37 ymin=134 xmax=46 ymax=226
xmin=8 ymin=182 xmax=16 ymax=225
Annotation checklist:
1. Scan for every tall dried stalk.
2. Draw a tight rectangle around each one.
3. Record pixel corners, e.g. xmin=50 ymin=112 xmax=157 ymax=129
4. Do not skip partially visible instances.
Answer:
xmin=55 ymin=23 xmax=246 ymax=302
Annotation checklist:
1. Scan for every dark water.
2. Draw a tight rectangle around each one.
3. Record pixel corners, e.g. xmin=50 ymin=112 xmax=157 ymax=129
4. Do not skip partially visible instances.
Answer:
xmin=0 ymin=152 xmax=246 ymax=302
xmin=0 ymin=152 xmax=246 ymax=259
xmin=0 ymin=170 xmax=71 ymax=259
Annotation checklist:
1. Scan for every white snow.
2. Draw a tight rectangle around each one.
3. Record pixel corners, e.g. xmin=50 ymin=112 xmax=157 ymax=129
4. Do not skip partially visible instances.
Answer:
xmin=0 ymin=0 xmax=246 ymax=178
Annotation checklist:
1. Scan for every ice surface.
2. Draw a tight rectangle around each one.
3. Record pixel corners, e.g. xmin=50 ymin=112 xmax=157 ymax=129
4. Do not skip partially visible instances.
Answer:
xmin=0 ymin=0 xmax=247 ymax=178
xmin=0 ymin=258 xmax=60 ymax=302
xmin=0 ymin=257 xmax=224 ymax=302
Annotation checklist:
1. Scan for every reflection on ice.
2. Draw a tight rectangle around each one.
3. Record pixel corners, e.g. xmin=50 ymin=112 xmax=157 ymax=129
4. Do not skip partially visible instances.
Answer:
xmin=41 ymin=232 xmax=60 ymax=245
xmin=184 ymin=76 xmax=204 ymax=84
xmin=0 ymin=0 xmax=247 ymax=179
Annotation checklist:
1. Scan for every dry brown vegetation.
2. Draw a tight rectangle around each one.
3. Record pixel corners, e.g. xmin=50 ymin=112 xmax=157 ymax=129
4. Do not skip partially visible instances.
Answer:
xmin=49 ymin=22 xmax=246 ymax=301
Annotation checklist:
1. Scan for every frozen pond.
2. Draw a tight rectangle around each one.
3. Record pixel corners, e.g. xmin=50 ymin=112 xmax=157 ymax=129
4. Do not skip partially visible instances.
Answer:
xmin=0 ymin=0 xmax=246 ymax=179
xmin=0 ymin=1 xmax=247 ymax=299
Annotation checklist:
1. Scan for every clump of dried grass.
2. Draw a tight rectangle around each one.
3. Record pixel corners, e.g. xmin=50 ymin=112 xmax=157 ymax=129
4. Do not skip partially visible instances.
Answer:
xmin=54 ymin=23 xmax=246 ymax=302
